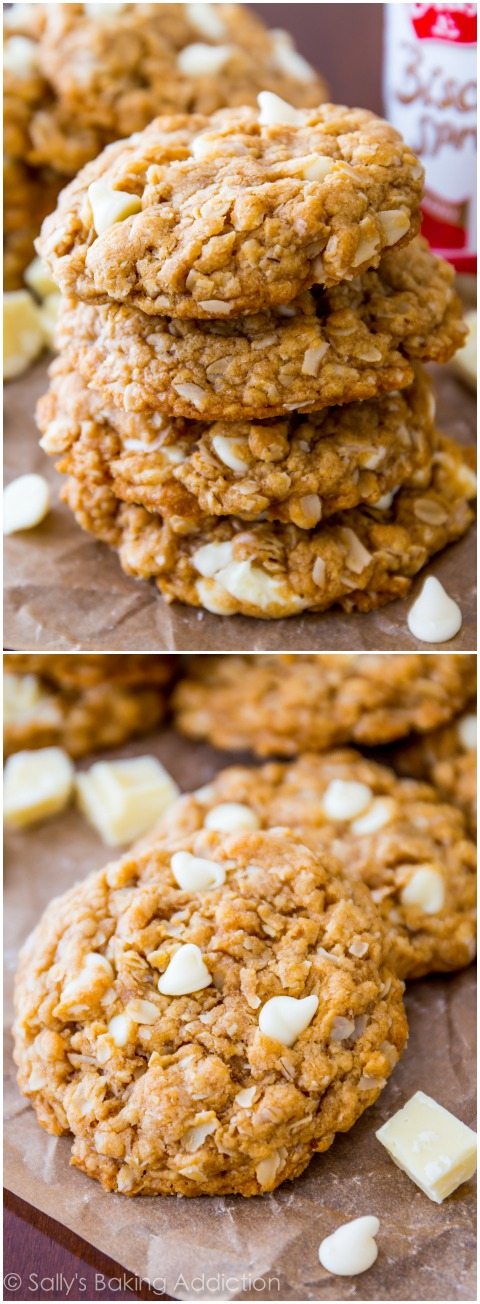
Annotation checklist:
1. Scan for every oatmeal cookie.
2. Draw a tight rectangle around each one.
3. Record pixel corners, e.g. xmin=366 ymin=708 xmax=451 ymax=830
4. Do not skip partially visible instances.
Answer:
xmin=173 ymin=654 xmax=476 ymax=755
xmin=60 ymin=429 xmax=475 ymax=618
xmin=391 ymin=713 xmax=477 ymax=836
xmin=5 ymin=4 xmax=327 ymax=180
xmin=13 ymin=825 xmax=407 ymax=1196
xmin=55 ymin=240 xmax=465 ymax=420
xmin=4 ymin=654 xmax=174 ymax=758
xmin=3 ymin=158 xmax=62 ymax=289
xmin=154 ymin=753 xmax=476 ymax=981
xmin=38 ymin=99 xmax=422 ymax=315
xmin=38 ymin=356 xmax=436 ymax=531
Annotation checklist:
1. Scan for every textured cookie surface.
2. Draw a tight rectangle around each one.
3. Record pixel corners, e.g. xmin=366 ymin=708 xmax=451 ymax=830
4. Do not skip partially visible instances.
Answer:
xmin=55 ymin=240 xmax=465 ymax=419
xmin=4 ymin=2 xmax=328 ymax=178
xmin=157 ymin=752 xmax=477 ymax=980
xmin=391 ymin=713 xmax=477 ymax=836
xmin=4 ymin=653 xmax=174 ymax=758
xmin=38 ymin=358 xmax=436 ymax=530
xmin=38 ymin=101 xmax=422 ymax=315
xmin=14 ymin=826 xmax=406 ymax=1196
xmin=174 ymin=653 xmax=476 ymax=754
xmin=59 ymin=430 xmax=475 ymax=618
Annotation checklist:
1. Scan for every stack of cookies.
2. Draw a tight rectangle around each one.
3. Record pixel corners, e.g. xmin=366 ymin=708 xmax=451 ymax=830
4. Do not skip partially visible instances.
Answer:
xmin=3 ymin=1 xmax=326 ymax=286
xmin=37 ymin=93 xmax=475 ymax=619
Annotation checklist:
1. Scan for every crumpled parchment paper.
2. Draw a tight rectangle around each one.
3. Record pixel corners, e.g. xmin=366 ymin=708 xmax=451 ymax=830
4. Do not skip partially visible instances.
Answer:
xmin=3 ymin=361 xmax=476 ymax=652
xmin=4 ymin=730 xmax=476 ymax=1301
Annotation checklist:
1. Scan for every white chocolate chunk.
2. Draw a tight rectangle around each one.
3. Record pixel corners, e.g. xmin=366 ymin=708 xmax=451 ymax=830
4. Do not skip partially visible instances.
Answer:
xmin=59 ymin=952 xmax=113 ymax=1013
xmin=277 ymin=153 xmax=334 ymax=182
xmin=3 ymin=290 xmax=45 ymax=379
xmin=216 ymin=559 xmax=306 ymax=613
xmin=3 ymin=35 xmax=38 ymax=75
xmin=88 ymin=180 xmax=141 ymax=236
xmin=186 ymin=3 xmax=226 ymax=40
xmin=257 ymin=91 xmax=304 ymax=126
xmin=76 ymin=756 xmax=179 ymax=846
xmin=458 ymin=713 xmax=477 ymax=750
xmin=271 ymin=30 xmax=316 ymax=83
xmin=204 ymin=802 xmax=260 ymax=833
xmin=407 ymin=576 xmax=462 ymax=644
xmin=3 ymin=473 xmax=51 ymax=535
xmin=400 ymin=866 xmax=445 ymax=914
xmin=322 ymin=779 xmax=372 ymax=821
xmin=376 ymin=1091 xmax=477 ymax=1202
xmin=195 ymin=578 xmax=231 ymax=615
xmin=178 ymin=42 xmax=233 ymax=75
xmin=24 ymin=256 xmax=58 ymax=300
xmin=171 ymin=849 xmax=226 ymax=891
xmin=319 ymin=1216 xmax=380 ymax=1276
xmin=259 ymin=994 xmax=318 ymax=1047
xmin=211 ymin=434 xmax=249 ymax=473
xmin=351 ymin=797 xmax=395 ymax=835
xmin=108 ymin=1014 xmax=135 ymax=1046
xmin=3 ymin=672 xmax=43 ymax=722
xmin=378 ymin=208 xmax=411 ymax=246
xmin=192 ymin=540 xmax=234 ymax=577
xmin=4 ymin=747 xmax=74 ymax=828
xmin=158 ymin=943 xmax=212 ymax=996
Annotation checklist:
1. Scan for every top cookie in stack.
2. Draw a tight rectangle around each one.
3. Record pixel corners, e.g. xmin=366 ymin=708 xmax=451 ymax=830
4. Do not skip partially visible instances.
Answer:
xmin=37 ymin=91 xmax=474 ymax=620
xmin=4 ymin=1 xmax=327 ymax=286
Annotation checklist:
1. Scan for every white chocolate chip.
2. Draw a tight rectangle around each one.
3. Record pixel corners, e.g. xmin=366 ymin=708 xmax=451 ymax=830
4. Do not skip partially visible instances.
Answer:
xmin=277 ymin=153 xmax=334 ymax=182
xmin=3 ymin=473 xmax=51 ymax=535
xmin=186 ymin=3 xmax=226 ymax=40
xmin=204 ymin=802 xmax=260 ymax=833
xmin=407 ymin=576 xmax=462 ymax=644
xmin=339 ymin=527 xmax=372 ymax=574
xmin=215 ymin=559 xmax=306 ymax=613
xmin=88 ymin=180 xmax=141 ymax=236
xmin=235 ymin=1086 xmax=256 ymax=1108
xmin=257 ymin=91 xmax=304 ymax=127
xmin=322 ymin=779 xmax=372 ymax=822
xmin=124 ymin=999 xmax=159 ymax=1024
xmin=458 ymin=713 xmax=476 ymax=751
xmin=259 ymin=994 xmax=318 ymax=1047
xmin=24 ymin=255 xmax=58 ymax=300
xmin=351 ymin=797 xmax=395 ymax=835
xmin=76 ymin=756 xmax=180 ymax=846
xmin=378 ymin=208 xmax=411 ymax=246
xmin=211 ymin=434 xmax=249 ymax=473
xmin=183 ymin=1113 xmax=218 ymax=1152
xmin=4 ymin=747 xmax=74 ymax=828
xmin=400 ymin=866 xmax=445 ymax=914
xmin=301 ymin=341 xmax=329 ymax=376
xmin=193 ymin=539 xmax=235 ymax=577
xmin=158 ymin=943 xmax=212 ymax=996
xmin=3 ymin=35 xmax=38 ymax=75
xmin=195 ymin=578 xmax=232 ymax=615
xmin=3 ymin=290 xmax=45 ymax=379
xmin=177 ymin=42 xmax=233 ymax=76
xmin=319 ymin=1216 xmax=380 ymax=1276
xmin=108 ymin=1014 xmax=135 ymax=1047
xmin=271 ymin=30 xmax=316 ymax=83
xmin=171 ymin=849 xmax=226 ymax=891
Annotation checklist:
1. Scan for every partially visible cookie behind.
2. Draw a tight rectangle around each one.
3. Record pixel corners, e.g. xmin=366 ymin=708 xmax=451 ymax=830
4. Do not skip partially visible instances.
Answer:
xmin=390 ymin=712 xmax=477 ymax=836
xmin=13 ymin=826 xmax=407 ymax=1197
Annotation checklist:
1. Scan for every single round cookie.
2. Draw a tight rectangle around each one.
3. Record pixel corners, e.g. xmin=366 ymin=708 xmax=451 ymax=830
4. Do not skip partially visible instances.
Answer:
xmin=5 ymin=3 xmax=327 ymax=179
xmin=391 ymin=712 xmax=477 ymax=837
xmin=38 ymin=356 xmax=436 ymax=531
xmin=13 ymin=826 xmax=407 ymax=1196
xmin=60 ymin=430 xmax=475 ymax=618
xmin=38 ymin=99 xmax=423 ymax=316
xmin=155 ymin=752 xmax=477 ymax=980
xmin=55 ymin=239 xmax=465 ymax=420
xmin=4 ymin=653 xmax=174 ymax=758
xmin=173 ymin=654 xmax=476 ymax=755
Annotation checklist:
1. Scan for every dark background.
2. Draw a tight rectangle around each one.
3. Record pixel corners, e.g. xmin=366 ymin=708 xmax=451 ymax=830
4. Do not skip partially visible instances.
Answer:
xmin=4 ymin=5 xmax=385 ymax=1300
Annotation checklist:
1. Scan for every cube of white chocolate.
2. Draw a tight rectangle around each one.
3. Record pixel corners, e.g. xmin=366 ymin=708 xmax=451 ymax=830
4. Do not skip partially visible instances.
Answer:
xmin=76 ymin=756 xmax=180 ymax=845
xmin=376 ymin=1091 xmax=477 ymax=1202
xmin=4 ymin=747 xmax=74 ymax=828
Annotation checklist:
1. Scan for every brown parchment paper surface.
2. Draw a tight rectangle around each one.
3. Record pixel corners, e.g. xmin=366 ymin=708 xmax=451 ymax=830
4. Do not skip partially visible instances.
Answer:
xmin=3 ymin=360 xmax=476 ymax=652
xmin=4 ymin=729 xmax=476 ymax=1302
